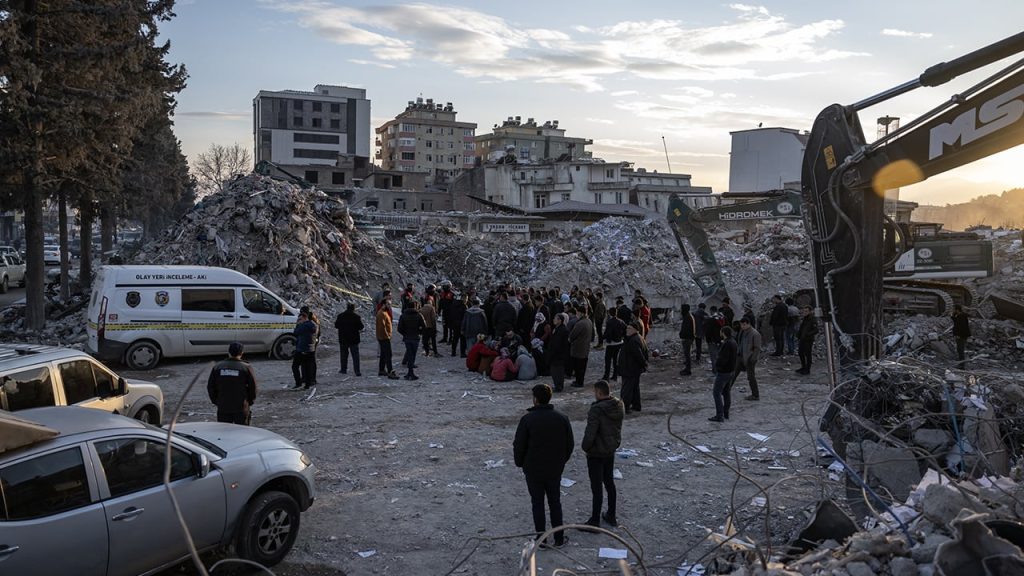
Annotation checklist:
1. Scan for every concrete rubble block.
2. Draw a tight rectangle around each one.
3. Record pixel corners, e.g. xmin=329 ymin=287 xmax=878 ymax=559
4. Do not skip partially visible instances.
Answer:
xmin=922 ymin=483 xmax=986 ymax=527
xmin=889 ymin=556 xmax=919 ymax=576
xmin=913 ymin=428 xmax=952 ymax=453
xmin=847 ymin=531 xmax=908 ymax=557
xmin=962 ymin=406 xmax=1010 ymax=477
xmin=862 ymin=440 xmax=923 ymax=502
xmin=912 ymin=533 xmax=954 ymax=564
xmin=935 ymin=513 xmax=1024 ymax=576
xmin=845 ymin=561 xmax=874 ymax=576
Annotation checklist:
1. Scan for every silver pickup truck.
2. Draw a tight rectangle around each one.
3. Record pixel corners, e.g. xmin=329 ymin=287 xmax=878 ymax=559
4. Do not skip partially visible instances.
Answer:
xmin=0 ymin=253 xmax=26 ymax=293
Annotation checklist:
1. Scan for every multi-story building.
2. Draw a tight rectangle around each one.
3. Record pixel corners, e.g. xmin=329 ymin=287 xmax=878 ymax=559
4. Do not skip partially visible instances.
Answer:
xmin=253 ymin=84 xmax=372 ymax=192
xmin=475 ymin=117 xmax=592 ymax=163
xmin=451 ymin=159 xmax=713 ymax=215
xmin=375 ymin=97 xmax=477 ymax=187
xmin=728 ymin=127 xmax=807 ymax=193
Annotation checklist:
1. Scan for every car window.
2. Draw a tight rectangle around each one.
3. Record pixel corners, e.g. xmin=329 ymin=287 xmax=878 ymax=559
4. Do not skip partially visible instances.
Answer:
xmin=1 ymin=366 xmax=56 ymax=411
xmin=59 ymin=360 xmax=97 ymax=405
xmin=182 ymin=288 xmax=235 ymax=312
xmin=94 ymin=438 xmax=195 ymax=498
xmin=0 ymin=447 xmax=91 ymax=521
xmin=92 ymin=364 xmax=116 ymax=398
xmin=242 ymin=289 xmax=282 ymax=315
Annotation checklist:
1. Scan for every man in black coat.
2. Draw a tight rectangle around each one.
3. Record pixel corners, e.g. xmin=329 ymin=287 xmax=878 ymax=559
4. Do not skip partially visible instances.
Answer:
xmin=514 ymin=384 xmax=574 ymax=548
xmin=582 ymin=380 xmax=624 ymax=527
xmin=796 ymin=305 xmax=819 ymax=375
xmin=207 ymin=342 xmax=258 ymax=425
xmin=618 ymin=321 xmax=648 ymax=413
xmin=547 ymin=313 xmax=570 ymax=392
xmin=334 ymin=303 xmax=364 ymax=376
xmin=769 ymin=295 xmax=788 ymax=356
xmin=448 ymin=294 xmax=468 ymax=358
xmin=492 ymin=292 xmax=518 ymax=337
xmin=709 ymin=326 xmax=738 ymax=422
xmin=678 ymin=304 xmax=697 ymax=376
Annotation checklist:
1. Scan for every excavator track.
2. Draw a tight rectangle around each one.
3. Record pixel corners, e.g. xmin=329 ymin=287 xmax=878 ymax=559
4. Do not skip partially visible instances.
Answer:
xmin=884 ymin=279 xmax=977 ymax=308
xmin=881 ymin=284 xmax=955 ymax=316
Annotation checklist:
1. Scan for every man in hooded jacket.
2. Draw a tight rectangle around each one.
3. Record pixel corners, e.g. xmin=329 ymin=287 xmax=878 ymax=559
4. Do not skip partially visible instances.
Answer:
xmin=581 ymin=379 xmax=624 ymax=527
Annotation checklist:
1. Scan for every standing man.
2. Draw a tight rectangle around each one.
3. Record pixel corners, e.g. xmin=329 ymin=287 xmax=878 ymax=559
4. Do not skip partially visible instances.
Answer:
xmin=513 ymin=384 xmax=574 ymax=548
xmin=618 ymin=321 xmax=649 ymax=413
xmin=207 ymin=342 xmax=257 ymax=425
xmin=952 ymin=304 xmax=971 ymax=369
xmin=769 ymin=295 xmax=788 ymax=357
xmin=602 ymin=308 xmax=626 ymax=381
xmin=548 ymin=313 xmax=570 ymax=392
xmin=733 ymin=317 xmax=763 ymax=401
xmin=704 ymin=306 xmax=723 ymax=370
xmin=376 ymin=294 xmax=399 ymax=379
xmin=582 ymin=380 xmax=624 ymax=527
xmin=334 ymin=303 xmax=364 ymax=376
xmin=568 ymin=307 xmax=594 ymax=388
xmin=785 ymin=297 xmax=799 ymax=356
xmin=397 ymin=301 xmax=425 ymax=380
xmin=592 ymin=291 xmax=607 ymax=349
xmin=796 ymin=305 xmax=818 ymax=375
xmin=438 ymin=282 xmax=455 ymax=344
xmin=292 ymin=312 xmax=318 ymax=390
xmin=692 ymin=303 xmax=707 ymax=364
xmin=678 ymin=304 xmax=696 ymax=376
xmin=709 ymin=327 xmax=737 ymax=422
xmin=448 ymin=294 xmax=468 ymax=358
xmin=420 ymin=297 xmax=439 ymax=357
xmin=492 ymin=292 xmax=518 ymax=338
xmin=720 ymin=297 xmax=735 ymax=327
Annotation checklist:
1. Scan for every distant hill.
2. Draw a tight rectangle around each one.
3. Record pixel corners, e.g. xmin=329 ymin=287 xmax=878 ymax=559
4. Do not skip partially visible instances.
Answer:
xmin=913 ymin=188 xmax=1024 ymax=231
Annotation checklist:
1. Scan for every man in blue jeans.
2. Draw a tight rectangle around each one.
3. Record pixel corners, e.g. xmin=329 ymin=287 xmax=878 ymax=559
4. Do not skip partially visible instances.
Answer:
xmin=709 ymin=326 xmax=738 ymax=422
xmin=397 ymin=301 xmax=425 ymax=381
xmin=334 ymin=302 xmax=364 ymax=376
xmin=581 ymin=380 xmax=624 ymax=528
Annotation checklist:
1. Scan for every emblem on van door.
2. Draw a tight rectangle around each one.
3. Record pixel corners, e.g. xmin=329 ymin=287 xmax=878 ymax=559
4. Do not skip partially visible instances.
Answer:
xmin=126 ymin=291 xmax=141 ymax=308
xmin=155 ymin=291 xmax=170 ymax=306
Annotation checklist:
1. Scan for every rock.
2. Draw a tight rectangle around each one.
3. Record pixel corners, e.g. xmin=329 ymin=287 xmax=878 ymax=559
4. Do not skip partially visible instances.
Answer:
xmin=913 ymin=428 xmax=952 ymax=452
xmin=922 ymin=484 xmax=985 ymax=527
xmin=912 ymin=533 xmax=952 ymax=564
xmin=889 ymin=556 xmax=918 ymax=576
xmin=862 ymin=440 xmax=922 ymax=502
xmin=845 ymin=562 xmax=874 ymax=576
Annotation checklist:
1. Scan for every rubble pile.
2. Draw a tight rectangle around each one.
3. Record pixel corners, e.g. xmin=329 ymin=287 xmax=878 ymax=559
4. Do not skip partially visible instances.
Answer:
xmin=884 ymin=314 xmax=1024 ymax=368
xmin=132 ymin=174 xmax=412 ymax=310
xmin=709 ymin=225 xmax=813 ymax=309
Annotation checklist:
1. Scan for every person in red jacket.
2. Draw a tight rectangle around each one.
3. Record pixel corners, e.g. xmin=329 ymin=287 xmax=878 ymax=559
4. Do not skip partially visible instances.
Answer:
xmin=466 ymin=334 xmax=498 ymax=372
xmin=490 ymin=347 xmax=519 ymax=381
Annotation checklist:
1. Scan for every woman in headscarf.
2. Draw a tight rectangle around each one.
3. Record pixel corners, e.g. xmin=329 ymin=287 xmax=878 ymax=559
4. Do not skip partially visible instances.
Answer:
xmin=490 ymin=347 xmax=519 ymax=382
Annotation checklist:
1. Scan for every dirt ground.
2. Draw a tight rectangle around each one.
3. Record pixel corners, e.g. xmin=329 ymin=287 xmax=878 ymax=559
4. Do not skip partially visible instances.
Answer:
xmin=151 ymin=323 xmax=845 ymax=576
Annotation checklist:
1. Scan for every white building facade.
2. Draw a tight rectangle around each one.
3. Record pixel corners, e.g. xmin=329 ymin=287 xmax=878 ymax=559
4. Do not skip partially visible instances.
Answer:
xmin=728 ymin=127 xmax=807 ymax=193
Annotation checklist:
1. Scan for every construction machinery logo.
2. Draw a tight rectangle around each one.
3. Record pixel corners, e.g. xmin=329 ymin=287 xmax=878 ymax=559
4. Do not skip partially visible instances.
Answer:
xmin=776 ymin=202 xmax=795 ymax=215
xmin=720 ymin=210 xmax=775 ymax=221
xmin=918 ymin=248 xmax=934 ymax=260
xmin=929 ymin=83 xmax=1024 ymax=160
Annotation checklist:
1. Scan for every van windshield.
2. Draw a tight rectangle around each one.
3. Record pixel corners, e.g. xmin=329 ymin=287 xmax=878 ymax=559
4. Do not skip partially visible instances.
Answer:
xmin=242 ymin=289 xmax=283 ymax=315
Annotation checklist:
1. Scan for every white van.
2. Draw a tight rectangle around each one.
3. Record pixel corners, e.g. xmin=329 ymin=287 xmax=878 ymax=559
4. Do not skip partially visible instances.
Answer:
xmin=86 ymin=266 xmax=299 ymax=369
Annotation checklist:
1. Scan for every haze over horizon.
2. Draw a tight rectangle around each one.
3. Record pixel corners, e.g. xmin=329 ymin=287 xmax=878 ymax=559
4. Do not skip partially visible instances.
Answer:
xmin=163 ymin=1 xmax=1024 ymax=206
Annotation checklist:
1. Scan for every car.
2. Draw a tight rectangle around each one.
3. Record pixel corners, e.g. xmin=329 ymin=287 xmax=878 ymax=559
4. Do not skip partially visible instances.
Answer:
xmin=43 ymin=245 xmax=61 ymax=265
xmin=0 ymin=406 xmax=316 ymax=574
xmin=0 ymin=253 xmax=26 ymax=293
xmin=0 ymin=344 xmax=163 ymax=423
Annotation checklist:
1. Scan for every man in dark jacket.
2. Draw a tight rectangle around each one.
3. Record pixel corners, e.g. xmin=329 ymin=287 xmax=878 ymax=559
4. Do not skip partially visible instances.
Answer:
xmin=692 ymin=303 xmax=707 ymax=363
xmin=952 ymin=304 xmax=971 ymax=369
xmin=334 ymin=303 xmax=364 ymax=376
xmin=615 ymin=296 xmax=633 ymax=325
xmin=461 ymin=298 xmax=489 ymax=351
xmin=547 ymin=313 xmax=570 ymax=392
xmin=208 ymin=342 xmax=258 ymax=425
xmin=592 ymin=291 xmax=607 ymax=349
xmin=438 ymin=283 xmax=455 ymax=344
xmin=704 ymin=307 xmax=724 ymax=369
xmin=709 ymin=326 xmax=738 ymax=422
xmin=397 ymin=302 xmax=425 ymax=380
xmin=514 ymin=384 xmax=574 ymax=548
xmin=678 ymin=304 xmax=697 ymax=376
xmin=582 ymin=379 xmax=624 ymax=527
xmin=769 ymin=295 xmax=788 ymax=356
xmin=516 ymin=293 xmax=536 ymax=345
xmin=796 ymin=305 xmax=819 ymax=375
xmin=492 ymin=292 xmax=518 ymax=337
xmin=568 ymin=308 xmax=594 ymax=388
xmin=448 ymin=294 xmax=468 ymax=358
xmin=618 ymin=322 xmax=648 ymax=413
xmin=602 ymin=308 xmax=626 ymax=380
xmin=720 ymin=297 xmax=735 ymax=327
xmin=292 ymin=312 xmax=318 ymax=390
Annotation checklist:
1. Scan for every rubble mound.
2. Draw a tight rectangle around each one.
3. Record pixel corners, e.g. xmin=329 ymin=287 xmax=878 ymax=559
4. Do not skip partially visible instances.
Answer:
xmin=132 ymin=174 xmax=411 ymax=311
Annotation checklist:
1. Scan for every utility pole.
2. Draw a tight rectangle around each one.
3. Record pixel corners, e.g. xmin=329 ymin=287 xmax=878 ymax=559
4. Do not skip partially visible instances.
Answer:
xmin=661 ymin=136 xmax=672 ymax=173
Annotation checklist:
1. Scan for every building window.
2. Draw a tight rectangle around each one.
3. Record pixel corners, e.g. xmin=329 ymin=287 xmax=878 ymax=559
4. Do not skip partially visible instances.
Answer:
xmin=312 ymin=102 xmax=322 ymax=112
xmin=330 ymin=119 xmax=340 ymax=129
xmin=448 ymin=142 xmax=454 ymax=149
xmin=393 ymin=198 xmax=406 ymax=210
xmin=401 ymin=152 xmax=415 ymax=160
xmin=426 ymin=141 xmax=433 ymax=148
xmin=293 ymin=116 xmax=303 ymax=127
xmin=426 ymin=126 xmax=433 ymax=134
xmin=645 ymin=198 xmax=650 ymax=207
xmin=293 ymin=132 xmax=340 ymax=144
xmin=293 ymin=148 xmax=339 ymax=159
xmin=293 ymin=99 xmax=303 ymax=109
xmin=311 ymin=118 xmax=321 ymax=128
xmin=464 ymin=142 xmax=474 ymax=150
xmin=332 ymin=172 xmax=345 ymax=185
xmin=448 ymin=155 xmax=456 ymax=164
xmin=421 ymin=200 xmax=433 ymax=211
xmin=654 ymin=199 xmax=660 ymax=212
xmin=464 ymin=129 xmax=474 ymax=136
xmin=426 ymin=154 xmax=432 ymax=162
xmin=575 ymin=166 xmax=580 ymax=171
xmin=400 ymin=123 xmax=415 ymax=132
xmin=392 ymin=175 xmax=403 ymax=187
xmin=606 ymin=169 xmax=615 ymax=178
xmin=520 ymin=171 xmax=526 ymax=180
xmin=398 ymin=138 xmax=416 ymax=147
xmin=519 ymin=148 xmax=529 ymax=159
xmin=594 ymin=193 xmax=601 ymax=204
xmin=261 ymin=131 xmax=271 ymax=143
xmin=331 ymin=103 xmax=340 ymax=113
xmin=615 ymin=191 xmax=623 ymax=203
xmin=463 ymin=155 xmax=473 ymax=165
xmin=304 ymin=170 xmax=319 ymax=183
xmin=535 ymin=194 xmax=548 ymax=209
xmin=561 ymin=193 xmax=571 ymax=202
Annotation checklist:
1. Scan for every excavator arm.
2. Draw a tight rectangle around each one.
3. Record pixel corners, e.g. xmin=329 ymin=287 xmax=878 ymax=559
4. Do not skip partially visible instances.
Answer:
xmin=802 ymin=31 xmax=1024 ymax=369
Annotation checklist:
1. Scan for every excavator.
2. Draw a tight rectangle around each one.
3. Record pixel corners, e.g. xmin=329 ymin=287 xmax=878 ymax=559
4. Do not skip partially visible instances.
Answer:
xmin=666 ymin=190 xmax=993 ymax=316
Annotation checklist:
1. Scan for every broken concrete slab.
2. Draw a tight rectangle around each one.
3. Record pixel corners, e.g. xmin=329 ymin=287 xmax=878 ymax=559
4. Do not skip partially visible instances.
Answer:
xmin=862 ymin=440 xmax=923 ymax=502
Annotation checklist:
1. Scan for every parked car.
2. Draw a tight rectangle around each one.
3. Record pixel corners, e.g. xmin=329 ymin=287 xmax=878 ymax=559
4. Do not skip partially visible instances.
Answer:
xmin=0 ymin=406 xmax=316 ymax=574
xmin=0 ymin=344 xmax=163 ymax=423
xmin=43 ymin=245 xmax=61 ymax=265
xmin=0 ymin=253 xmax=26 ymax=293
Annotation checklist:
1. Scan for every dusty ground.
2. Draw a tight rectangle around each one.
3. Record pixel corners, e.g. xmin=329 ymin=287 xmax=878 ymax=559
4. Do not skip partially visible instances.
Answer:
xmin=150 ymin=323 xmax=846 ymax=576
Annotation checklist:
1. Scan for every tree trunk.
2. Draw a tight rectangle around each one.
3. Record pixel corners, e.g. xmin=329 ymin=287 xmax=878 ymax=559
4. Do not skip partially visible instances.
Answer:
xmin=24 ymin=181 xmax=46 ymax=330
xmin=58 ymin=187 xmax=70 ymax=302
xmin=79 ymin=188 xmax=94 ymax=289
xmin=100 ymin=201 xmax=114 ymax=260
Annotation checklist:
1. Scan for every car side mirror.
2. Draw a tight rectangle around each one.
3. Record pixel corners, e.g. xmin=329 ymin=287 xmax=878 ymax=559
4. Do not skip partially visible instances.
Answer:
xmin=194 ymin=452 xmax=210 ymax=478
xmin=116 ymin=377 xmax=127 ymax=396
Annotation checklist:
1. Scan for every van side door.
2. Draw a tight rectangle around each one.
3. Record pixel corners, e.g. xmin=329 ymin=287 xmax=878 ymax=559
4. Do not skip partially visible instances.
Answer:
xmin=239 ymin=288 xmax=291 ymax=353
xmin=181 ymin=287 xmax=238 ymax=356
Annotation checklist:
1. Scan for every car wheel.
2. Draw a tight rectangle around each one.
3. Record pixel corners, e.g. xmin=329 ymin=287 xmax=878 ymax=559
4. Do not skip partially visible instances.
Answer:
xmin=236 ymin=490 xmax=301 ymax=567
xmin=272 ymin=334 xmax=296 ymax=360
xmin=125 ymin=341 xmax=161 ymax=370
xmin=0 ymin=277 xmax=7 ymax=294
xmin=134 ymin=405 xmax=159 ymax=425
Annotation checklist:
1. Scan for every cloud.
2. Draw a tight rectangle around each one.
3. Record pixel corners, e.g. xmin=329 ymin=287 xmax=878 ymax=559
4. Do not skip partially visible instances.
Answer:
xmin=611 ymin=90 xmax=640 ymax=97
xmin=266 ymin=2 xmax=866 ymax=91
xmin=586 ymin=117 xmax=616 ymax=125
xmin=174 ymin=111 xmax=247 ymax=120
xmin=882 ymin=28 xmax=933 ymax=39
xmin=349 ymin=58 xmax=397 ymax=69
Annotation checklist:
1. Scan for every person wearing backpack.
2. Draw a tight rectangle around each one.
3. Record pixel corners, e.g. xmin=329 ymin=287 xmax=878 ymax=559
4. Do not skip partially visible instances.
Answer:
xmin=617 ymin=321 xmax=649 ymax=413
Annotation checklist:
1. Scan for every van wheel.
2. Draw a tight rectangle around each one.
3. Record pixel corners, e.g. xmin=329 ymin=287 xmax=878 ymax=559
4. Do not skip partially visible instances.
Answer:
xmin=272 ymin=335 xmax=296 ymax=360
xmin=125 ymin=341 xmax=161 ymax=370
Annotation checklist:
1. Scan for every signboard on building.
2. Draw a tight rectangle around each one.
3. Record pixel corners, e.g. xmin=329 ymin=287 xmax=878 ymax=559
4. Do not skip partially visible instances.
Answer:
xmin=482 ymin=223 xmax=529 ymax=233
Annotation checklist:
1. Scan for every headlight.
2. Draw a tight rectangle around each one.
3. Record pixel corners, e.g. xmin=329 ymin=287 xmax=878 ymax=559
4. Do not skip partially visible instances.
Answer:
xmin=299 ymin=452 xmax=312 ymax=467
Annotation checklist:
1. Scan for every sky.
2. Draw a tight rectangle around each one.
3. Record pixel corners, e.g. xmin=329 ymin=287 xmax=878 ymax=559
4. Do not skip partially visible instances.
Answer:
xmin=162 ymin=0 xmax=1024 ymax=205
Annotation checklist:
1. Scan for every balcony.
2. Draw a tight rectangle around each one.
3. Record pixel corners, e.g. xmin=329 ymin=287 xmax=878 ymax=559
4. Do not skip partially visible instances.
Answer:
xmin=588 ymin=181 xmax=630 ymax=191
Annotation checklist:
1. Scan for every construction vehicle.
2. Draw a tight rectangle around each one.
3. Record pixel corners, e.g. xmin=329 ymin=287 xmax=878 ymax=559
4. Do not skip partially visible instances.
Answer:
xmin=801 ymin=30 xmax=1024 ymax=372
xmin=666 ymin=191 xmax=992 ymax=315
